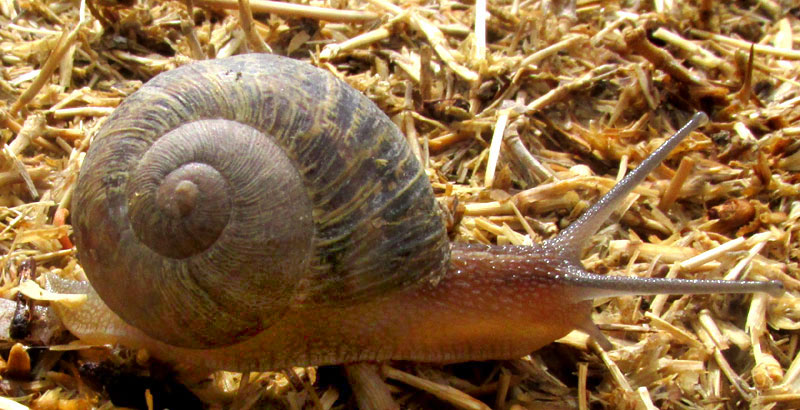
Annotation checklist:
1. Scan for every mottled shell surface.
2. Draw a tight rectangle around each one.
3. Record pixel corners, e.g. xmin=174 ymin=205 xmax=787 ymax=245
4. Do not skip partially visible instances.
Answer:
xmin=73 ymin=54 xmax=449 ymax=349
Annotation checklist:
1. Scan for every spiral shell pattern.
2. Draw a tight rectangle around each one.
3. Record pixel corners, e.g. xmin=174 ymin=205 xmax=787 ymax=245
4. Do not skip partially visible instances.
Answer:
xmin=73 ymin=54 xmax=449 ymax=348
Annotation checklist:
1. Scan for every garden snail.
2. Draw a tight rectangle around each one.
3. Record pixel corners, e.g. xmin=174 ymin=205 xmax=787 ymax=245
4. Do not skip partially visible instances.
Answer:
xmin=50 ymin=53 xmax=782 ymax=372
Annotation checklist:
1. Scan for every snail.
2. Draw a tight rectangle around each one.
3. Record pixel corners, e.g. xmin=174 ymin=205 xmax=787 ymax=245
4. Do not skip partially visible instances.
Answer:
xmin=49 ymin=53 xmax=782 ymax=373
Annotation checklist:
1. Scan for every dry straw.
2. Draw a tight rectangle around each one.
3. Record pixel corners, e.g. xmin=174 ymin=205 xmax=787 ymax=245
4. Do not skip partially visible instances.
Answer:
xmin=0 ymin=0 xmax=798 ymax=409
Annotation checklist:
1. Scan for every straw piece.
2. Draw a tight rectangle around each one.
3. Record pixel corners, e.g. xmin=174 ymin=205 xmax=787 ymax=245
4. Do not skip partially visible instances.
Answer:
xmin=11 ymin=24 xmax=82 ymax=114
xmin=623 ymin=27 xmax=706 ymax=87
xmin=5 ymin=1 xmax=799 ymax=408
xmin=484 ymin=109 xmax=510 ymax=188
xmin=9 ymin=112 xmax=46 ymax=155
xmin=473 ymin=0 xmax=486 ymax=63
xmin=679 ymin=237 xmax=745 ymax=270
xmin=320 ymin=27 xmax=391 ymax=60
xmin=345 ymin=363 xmax=398 ymax=410
xmin=651 ymin=28 xmax=730 ymax=73
xmin=382 ymin=365 xmax=491 ymax=410
xmin=525 ymin=65 xmax=616 ymax=113
xmin=181 ymin=21 xmax=206 ymax=60
xmin=197 ymin=0 xmax=378 ymax=23
xmin=658 ymin=155 xmax=694 ymax=211
xmin=410 ymin=13 xmax=479 ymax=83
xmin=0 ymin=396 xmax=30 ymax=410
xmin=3 ymin=145 xmax=38 ymax=200
xmin=636 ymin=386 xmax=658 ymax=410
xmin=238 ymin=0 xmax=270 ymax=53
xmin=691 ymin=29 xmax=800 ymax=60
xmin=644 ymin=312 xmax=703 ymax=348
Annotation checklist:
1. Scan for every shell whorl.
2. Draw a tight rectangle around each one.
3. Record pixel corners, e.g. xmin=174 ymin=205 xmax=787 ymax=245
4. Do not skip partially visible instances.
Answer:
xmin=73 ymin=54 xmax=449 ymax=349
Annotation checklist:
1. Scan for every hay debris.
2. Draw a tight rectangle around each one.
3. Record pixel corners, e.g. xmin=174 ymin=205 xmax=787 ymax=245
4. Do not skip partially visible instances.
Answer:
xmin=0 ymin=0 xmax=798 ymax=409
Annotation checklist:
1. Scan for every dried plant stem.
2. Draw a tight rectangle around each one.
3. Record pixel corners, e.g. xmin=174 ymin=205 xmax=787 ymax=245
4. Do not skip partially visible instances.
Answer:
xmin=636 ymin=386 xmax=659 ymax=410
xmin=608 ymin=240 xmax=699 ymax=265
xmin=645 ymin=311 xmax=703 ymax=347
xmin=181 ymin=21 xmax=206 ymax=60
xmin=9 ymin=113 xmax=45 ymax=155
xmin=736 ymin=44 xmax=755 ymax=104
xmin=525 ymin=65 xmax=615 ymax=113
xmin=49 ymin=106 xmax=115 ymax=118
xmin=724 ymin=238 xmax=770 ymax=281
xmin=624 ymin=27 xmax=706 ymax=87
xmin=11 ymin=24 xmax=82 ymax=114
xmin=504 ymin=114 xmax=555 ymax=185
xmin=651 ymin=28 xmax=730 ymax=73
xmin=473 ymin=0 xmax=487 ymax=63
xmin=483 ymin=34 xmax=585 ymax=114
xmin=519 ymin=34 xmax=586 ymax=69
xmin=691 ymin=29 xmax=800 ymax=59
xmin=238 ymin=0 xmax=269 ymax=53
xmin=344 ymin=363 xmax=399 ymax=410
xmin=2 ymin=147 xmax=37 ymax=200
xmin=419 ymin=46 xmax=434 ymax=101
xmin=484 ymin=109 xmax=510 ymax=188
xmin=494 ymin=370 xmax=511 ymax=409
xmin=679 ymin=237 xmax=746 ymax=270
xmin=285 ymin=368 xmax=323 ymax=410
xmin=0 ymin=109 xmax=22 ymax=134
xmin=197 ymin=0 xmax=378 ymax=23
xmin=714 ymin=347 xmax=753 ymax=399
xmin=593 ymin=342 xmax=633 ymax=391
xmin=320 ymin=27 xmax=391 ymax=60
xmin=748 ymin=294 xmax=783 ymax=389
xmin=658 ymin=156 xmax=694 ymax=210
xmin=403 ymin=82 xmax=422 ymax=162
xmin=363 ymin=0 xmax=402 ymax=16
xmin=577 ymin=362 xmax=588 ymax=410
xmin=382 ymin=365 xmax=491 ymax=410
xmin=410 ymin=13 xmax=479 ymax=83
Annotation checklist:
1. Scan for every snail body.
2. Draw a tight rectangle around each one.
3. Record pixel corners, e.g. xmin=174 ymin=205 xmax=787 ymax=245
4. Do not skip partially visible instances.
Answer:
xmin=52 ymin=54 xmax=782 ymax=372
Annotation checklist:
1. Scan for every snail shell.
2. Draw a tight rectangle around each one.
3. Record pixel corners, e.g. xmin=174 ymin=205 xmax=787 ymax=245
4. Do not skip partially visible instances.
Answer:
xmin=73 ymin=54 xmax=449 ymax=349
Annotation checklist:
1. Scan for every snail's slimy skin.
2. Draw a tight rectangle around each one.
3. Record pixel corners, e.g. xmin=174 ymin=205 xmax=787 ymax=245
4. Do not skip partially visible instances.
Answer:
xmin=49 ymin=243 xmax=590 ymax=371
xmin=48 ymin=240 xmax=780 ymax=372
xmin=55 ymin=54 xmax=783 ymax=373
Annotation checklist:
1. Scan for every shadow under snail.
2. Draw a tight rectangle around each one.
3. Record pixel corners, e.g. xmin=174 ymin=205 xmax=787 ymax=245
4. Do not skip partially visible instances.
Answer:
xmin=48 ymin=53 xmax=783 ymax=373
